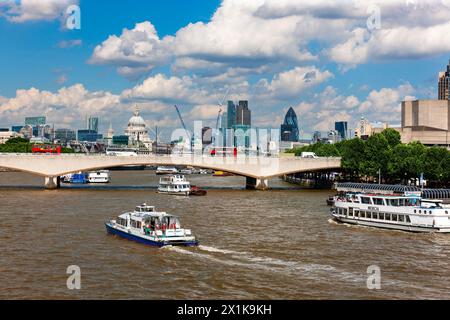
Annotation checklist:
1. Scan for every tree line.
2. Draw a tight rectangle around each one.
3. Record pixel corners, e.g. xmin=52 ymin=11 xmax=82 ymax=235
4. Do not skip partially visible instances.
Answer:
xmin=288 ymin=129 xmax=450 ymax=186
xmin=0 ymin=137 xmax=74 ymax=153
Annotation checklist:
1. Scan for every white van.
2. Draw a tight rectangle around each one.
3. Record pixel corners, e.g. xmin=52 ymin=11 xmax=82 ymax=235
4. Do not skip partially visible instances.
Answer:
xmin=300 ymin=152 xmax=318 ymax=158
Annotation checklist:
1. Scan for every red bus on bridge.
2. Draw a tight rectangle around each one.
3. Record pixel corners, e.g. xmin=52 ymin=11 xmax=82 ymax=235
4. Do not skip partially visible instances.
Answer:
xmin=31 ymin=144 xmax=62 ymax=154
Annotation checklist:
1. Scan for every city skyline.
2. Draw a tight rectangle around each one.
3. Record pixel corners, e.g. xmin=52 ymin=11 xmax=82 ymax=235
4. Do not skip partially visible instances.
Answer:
xmin=1 ymin=1 xmax=450 ymax=136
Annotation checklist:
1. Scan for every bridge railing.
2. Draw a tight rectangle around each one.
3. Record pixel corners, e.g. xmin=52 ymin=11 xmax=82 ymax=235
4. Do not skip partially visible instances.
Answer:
xmin=0 ymin=152 xmax=341 ymax=161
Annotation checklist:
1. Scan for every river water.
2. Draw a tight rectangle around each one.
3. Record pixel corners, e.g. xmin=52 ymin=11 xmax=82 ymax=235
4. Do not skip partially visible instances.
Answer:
xmin=0 ymin=170 xmax=450 ymax=299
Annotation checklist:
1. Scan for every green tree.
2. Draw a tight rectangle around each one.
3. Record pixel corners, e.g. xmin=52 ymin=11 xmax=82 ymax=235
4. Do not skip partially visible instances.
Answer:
xmin=336 ymin=138 xmax=365 ymax=178
xmin=360 ymin=133 xmax=390 ymax=179
xmin=421 ymin=147 xmax=450 ymax=184
xmin=380 ymin=128 xmax=401 ymax=149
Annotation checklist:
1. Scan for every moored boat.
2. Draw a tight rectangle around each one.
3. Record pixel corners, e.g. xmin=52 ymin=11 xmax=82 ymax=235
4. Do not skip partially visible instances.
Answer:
xmin=87 ymin=170 xmax=110 ymax=183
xmin=156 ymin=166 xmax=178 ymax=175
xmin=213 ymin=170 xmax=233 ymax=177
xmin=158 ymin=174 xmax=191 ymax=195
xmin=330 ymin=193 xmax=450 ymax=233
xmin=189 ymin=185 xmax=207 ymax=196
xmin=105 ymin=203 xmax=198 ymax=247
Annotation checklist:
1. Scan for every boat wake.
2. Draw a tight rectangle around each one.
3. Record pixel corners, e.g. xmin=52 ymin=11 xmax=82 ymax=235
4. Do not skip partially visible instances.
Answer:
xmin=197 ymin=245 xmax=247 ymax=255
xmin=163 ymin=245 xmax=366 ymax=283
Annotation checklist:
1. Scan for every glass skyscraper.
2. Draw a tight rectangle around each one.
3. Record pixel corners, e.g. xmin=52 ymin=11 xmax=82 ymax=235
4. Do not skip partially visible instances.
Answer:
xmin=88 ymin=117 xmax=99 ymax=133
xmin=438 ymin=60 xmax=450 ymax=100
xmin=335 ymin=121 xmax=348 ymax=140
xmin=25 ymin=116 xmax=46 ymax=126
xmin=280 ymin=107 xmax=299 ymax=142
xmin=227 ymin=101 xmax=236 ymax=128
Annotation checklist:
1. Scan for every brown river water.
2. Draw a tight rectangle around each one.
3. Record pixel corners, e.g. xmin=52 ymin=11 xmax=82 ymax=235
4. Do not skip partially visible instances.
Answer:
xmin=0 ymin=170 xmax=450 ymax=299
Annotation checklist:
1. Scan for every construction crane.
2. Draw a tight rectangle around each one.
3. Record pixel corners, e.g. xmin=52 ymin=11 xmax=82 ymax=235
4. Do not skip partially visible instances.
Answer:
xmin=213 ymin=88 xmax=230 ymax=147
xmin=174 ymin=105 xmax=192 ymax=150
xmin=216 ymin=87 xmax=230 ymax=130
xmin=215 ymin=109 xmax=222 ymax=130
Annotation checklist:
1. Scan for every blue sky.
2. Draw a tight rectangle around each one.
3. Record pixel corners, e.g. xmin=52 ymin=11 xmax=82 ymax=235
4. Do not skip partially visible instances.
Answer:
xmin=1 ymin=0 xmax=450 ymax=138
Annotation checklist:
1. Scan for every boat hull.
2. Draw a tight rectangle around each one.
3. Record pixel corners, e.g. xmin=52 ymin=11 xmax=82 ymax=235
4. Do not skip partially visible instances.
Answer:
xmin=105 ymin=223 xmax=198 ymax=247
xmin=330 ymin=214 xmax=450 ymax=233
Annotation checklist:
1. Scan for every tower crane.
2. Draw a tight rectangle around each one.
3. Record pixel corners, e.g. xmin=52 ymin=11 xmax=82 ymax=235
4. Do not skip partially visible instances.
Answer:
xmin=174 ymin=105 xmax=192 ymax=150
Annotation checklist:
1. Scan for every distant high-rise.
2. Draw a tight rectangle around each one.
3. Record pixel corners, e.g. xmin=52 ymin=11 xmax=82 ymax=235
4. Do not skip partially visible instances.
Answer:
xmin=280 ymin=107 xmax=299 ymax=142
xmin=88 ymin=116 xmax=99 ymax=133
xmin=25 ymin=116 xmax=46 ymax=126
xmin=335 ymin=121 xmax=348 ymax=140
xmin=438 ymin=60 xmax=450 ymax=100
xmin=227 ymin=101 xmax=236 ymax=129
xmin=55 ymin=128 xmax=76 ymax=143
xmin=236 ymin=100 xmax=251 ymax=126
xmin=202 ymin=126 xmax=212 ymax=145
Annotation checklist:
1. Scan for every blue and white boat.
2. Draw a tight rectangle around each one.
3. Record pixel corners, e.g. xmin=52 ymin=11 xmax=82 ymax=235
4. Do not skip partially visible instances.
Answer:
xmin=105 ymin=203 xmax=198 ymax=247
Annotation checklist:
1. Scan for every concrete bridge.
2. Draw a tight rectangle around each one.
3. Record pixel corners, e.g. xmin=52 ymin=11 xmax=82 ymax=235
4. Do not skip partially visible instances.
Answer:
xmin=0 ymin=154 xmax=341 ymax=190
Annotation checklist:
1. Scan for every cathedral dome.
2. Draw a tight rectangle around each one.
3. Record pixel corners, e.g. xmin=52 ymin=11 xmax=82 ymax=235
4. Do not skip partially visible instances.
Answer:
xmin=128 ymin=109 xmax=146 ymax=128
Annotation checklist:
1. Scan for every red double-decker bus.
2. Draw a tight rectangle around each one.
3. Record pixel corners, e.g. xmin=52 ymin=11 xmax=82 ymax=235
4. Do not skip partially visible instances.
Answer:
xmin=209 ymin=147 xmax=237 ymax=157
xmin=31 ymin=144 xmax=62 ymax=154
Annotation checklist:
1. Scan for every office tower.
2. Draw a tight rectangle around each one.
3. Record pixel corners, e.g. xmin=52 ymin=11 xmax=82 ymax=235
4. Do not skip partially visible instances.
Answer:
xmin=202 ymin=126 xmax=212 ymax=145
xmin=77 ymin=129 xmax=103 ymax=142
xmin=438 ymin=60 xmax=450 ymax=100
xmin=88 ymin=116 xmax=99 ymax=133
xmin=227 ymin=101 xmax=236 ymax=129
xmin=25 ymin=116 xmax=46 ymax=126
xmin=335 ymin=121 xmax=348 ymax=140
xmin=55 ymin=128 xmax=76 ymax=143
xmin=236 ymin=100 xmax=251 ymax=126
xmin=280 ymin=107 xmax=299 ymax=142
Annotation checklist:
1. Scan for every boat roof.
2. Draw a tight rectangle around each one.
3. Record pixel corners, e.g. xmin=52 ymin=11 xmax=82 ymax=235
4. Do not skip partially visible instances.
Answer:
xmin=351 ymin=193 xmax=421 ymax=199
xmin=117 ymin=203 xmax=178 ymax=220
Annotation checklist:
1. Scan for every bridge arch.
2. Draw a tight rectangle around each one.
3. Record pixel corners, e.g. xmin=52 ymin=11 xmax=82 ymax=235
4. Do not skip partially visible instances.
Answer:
xmin=0 ymin=154 xmax=341 ymax=190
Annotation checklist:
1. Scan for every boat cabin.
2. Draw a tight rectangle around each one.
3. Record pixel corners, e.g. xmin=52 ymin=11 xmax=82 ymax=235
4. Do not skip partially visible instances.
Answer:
xmin=114 ymin=203 xmax=184 ymax=236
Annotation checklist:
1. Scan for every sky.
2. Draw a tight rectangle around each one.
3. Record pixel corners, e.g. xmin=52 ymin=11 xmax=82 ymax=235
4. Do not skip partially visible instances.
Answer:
xmin=1 ymin=0 xmax=450 ymax=140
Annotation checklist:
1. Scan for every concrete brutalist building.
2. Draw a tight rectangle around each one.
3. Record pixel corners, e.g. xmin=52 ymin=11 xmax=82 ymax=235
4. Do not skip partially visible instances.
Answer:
xmin=400 ymin=99 xmax=450 ymax=147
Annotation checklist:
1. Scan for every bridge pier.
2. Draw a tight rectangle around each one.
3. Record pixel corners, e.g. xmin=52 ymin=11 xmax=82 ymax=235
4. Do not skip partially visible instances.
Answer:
xmin=246 ymin=177 xmax=269 ymax=190
xmin=44 ymin=176 xmax=60 ymax=190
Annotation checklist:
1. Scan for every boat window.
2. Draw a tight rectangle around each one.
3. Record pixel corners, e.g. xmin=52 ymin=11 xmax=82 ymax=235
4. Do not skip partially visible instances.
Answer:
xmin=361 ymin=197 xmax=371 ymax=204
xmin=399 ymin=215 xmax=404 ymax=222
xmin=360 ymin=211 xmax=366 ymax=218
xmin=390 ymin=199 xmax=399 ymax=206
xmin=379 ymin=212 xmax=385 ymax=220
xmin=406 ymin=216 xmax=411 ymax=223
xmin=354 ymin=210 xmax=359 ymax=217
xmin=385 ymin=213 xmax=391 ymax=221
xmin=414 ymin=210 xmax=416 ymax=213
xmin=373 ymin=212 xmax=378 ymax=219
xmin=373 ymin=198 xmax=384 ymax=205
xmin=392 ymin=214 xmax=398 ymax=222
xmin=419 ymin=210 xmax=422 ymax=214
xmin=399 ymin=199 xmax=405 ymax=206
xmin=446 ymin=211 xmax=449 ymax=215
xmin=366 ymin=212 xmax=371 ymax=219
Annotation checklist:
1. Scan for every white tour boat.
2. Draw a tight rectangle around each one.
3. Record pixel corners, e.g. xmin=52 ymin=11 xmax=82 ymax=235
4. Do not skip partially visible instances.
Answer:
xmin=105 ymin=146 xmax=138 ymax=156
xmin=330 ymin=193 xmax=450 ymax=233
xmin=158 ymin=174 xmax=191 ymax=195
xmin=105 ymin=203 xmax=198 ymax=247
xmin=87 ymin=170 xmax=111 ymax=183
xmin=156 ymin=166 xmax=178 ymax=175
